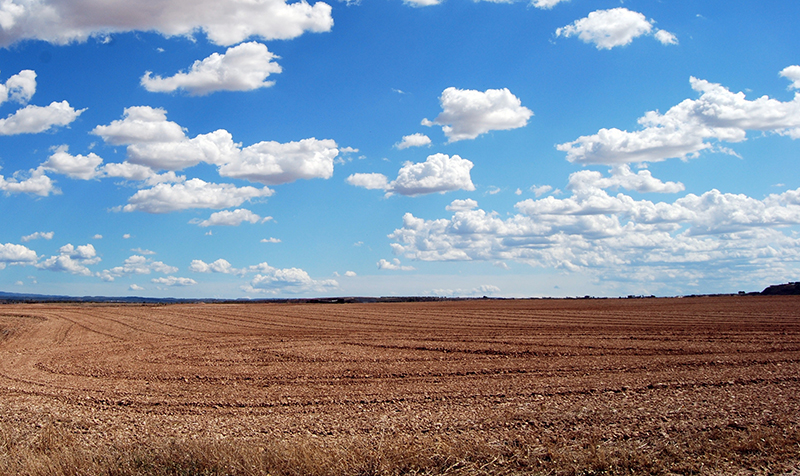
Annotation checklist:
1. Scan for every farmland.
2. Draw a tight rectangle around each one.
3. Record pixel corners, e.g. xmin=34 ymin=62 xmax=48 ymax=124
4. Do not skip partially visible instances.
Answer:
xmin=0 ymin=296 xmax=799 ymax=475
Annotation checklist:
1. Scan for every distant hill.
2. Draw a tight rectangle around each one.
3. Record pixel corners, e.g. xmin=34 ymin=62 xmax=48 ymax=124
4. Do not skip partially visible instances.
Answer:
xmin=761 ymin=282 xmax=800 ymax=295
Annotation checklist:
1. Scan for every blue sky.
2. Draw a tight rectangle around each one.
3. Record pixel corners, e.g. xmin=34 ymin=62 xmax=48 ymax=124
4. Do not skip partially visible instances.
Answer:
xmin=0 ymin=0 xmax=799 ymax=298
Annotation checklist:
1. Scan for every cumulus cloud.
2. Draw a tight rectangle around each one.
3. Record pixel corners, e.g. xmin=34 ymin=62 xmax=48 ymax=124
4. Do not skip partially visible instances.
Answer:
xmin=261 ymin=237 xmax=281 ymax=243
xmin=122 ymin=178 xmax=273 ymax=213
xmin=402 ymin=0 xmax=442 ymax=7
xmin=98 ymin=255 xmax=178 ymax=281
xmin=243 ymin=262 xmax=338 ymax=294
xmin=446 ymin=198 xmax=479 ymax=212
xmin=37 ymin=244 xmax=100 ymax=276
xmin=152 ymin=276 xmax=197 ymax=287
xmin=0 ymin=167 xmax=58 ymax=196
xmin=780 ymin=65 xmax=800 ymax=90
xmin=42 ymin=145 xmax=103 ymax=180
xmin=422 ymin=87 xmax=532 ymax=142
xmin=21 ymin=231 xmax=53 ymax=242
xmin=93 ymin=107 xmax=339 ymax=184
xmin=219 ymin=138 xmax=339 ymax=184
xmin=102 ymin=162 xmax=186 ymax=186
xmin=0 ymin=70 xmax=36 ymax=105
xmin=190 ymin=208 xmax=269 ymax=227
xmin=189 ymin=258 xmax=244 ymax=275
xmin=557 ymin=72 xmax=800 ymax=165
xmin=0 ymin=243 xmax=38 ymax=269
xmin=0 ymin=101 xmax=85 ymax=135
xmin=387 ymin=168 xmax=800 ymax=290
xmin=556 ymin=8 xmax=676 ymax=49
xmin=347 ymin=153 xmax=475 ymax=197
xmin=394 ymin=133 xmax=431 ymax=149
xmin=654 ymin=29 xmax=678 ymax=46
xmin=0 ymin=0 xmax=333 ymax=47
xmin=141 ymin=42 xmax=282 ymax=95
xmin=377 ymin=258 xmax=415 ymax=271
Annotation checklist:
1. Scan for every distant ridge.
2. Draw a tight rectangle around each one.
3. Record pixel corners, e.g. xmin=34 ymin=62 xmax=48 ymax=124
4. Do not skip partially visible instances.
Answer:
xmin=761 ymin=282 xmax=800 ymax=295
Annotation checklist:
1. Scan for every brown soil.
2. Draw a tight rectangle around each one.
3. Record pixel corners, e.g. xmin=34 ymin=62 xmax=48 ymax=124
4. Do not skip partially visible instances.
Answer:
xmin=1 ymin=296 xmax=799 ymax=475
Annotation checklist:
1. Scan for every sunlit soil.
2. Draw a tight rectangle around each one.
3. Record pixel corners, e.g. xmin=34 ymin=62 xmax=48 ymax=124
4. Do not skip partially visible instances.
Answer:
xmin=1 ymin=296 xmax=799 ymax=475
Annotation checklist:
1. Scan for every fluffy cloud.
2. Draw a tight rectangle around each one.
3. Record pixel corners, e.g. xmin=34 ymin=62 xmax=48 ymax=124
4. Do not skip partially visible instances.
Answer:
xmin=122 ymin=178 xmax=273 ymax=213
xmin=21 ymin=231 xmax=53 ymax=242
xmin=98 ymin=255 xmax=178 ymax=281
xmin=93 ymin=107 xmax=338 ymax=184
xmin=0 ymin=101 xmax=85 ymax=135
xmin=377 ymin=258 xmax=415 ymax=271
xmin=557 ymin=72 xmax=800 ymax=165
xmin=189 ymin=258 xmax=244 ymax=275
xmin=42 ymin=146 xmax=103 ymax=180
xmin=0 ymin=243 xmax=38 ymax=269
xmin=395 ymin=133 xmax=431 ymax=149
xmin=141 ymin=42 xmax=282 ymax=95
xmin=190 ymin=208 xmax=270 ymax=227
xmin=0 ymin=0 xmax=333 ymax=47
xmin=388 ymin=168 xmax=800 ymax=290
xmin=422 ymin=87 xmax=532 ymax=142
xmin=446 ymin=198 xmax=479 ymax=212
xmin=152 ymin=276 xmax=197 ymax=286
xmin=101 ymin=162 xmax=185 ymax=185
xmin=37 ymin=244 xmax=101 ymax=276
xmin=243 ymin=262 xmax=338 ymax=294
xmin=556 ymin=8 xmax=676 ymax=50
xmin=347 ymin=153 xmax=475 ymax=197
xmin=0 ymin=167 xmax=58 ymax=196
xmin=219 ymin=138 xmax=339 ymax=184
xmin=0 ymin=69 xmax=36 ymax=105
xmin=780 ymin=65 xmax=800 ymax=90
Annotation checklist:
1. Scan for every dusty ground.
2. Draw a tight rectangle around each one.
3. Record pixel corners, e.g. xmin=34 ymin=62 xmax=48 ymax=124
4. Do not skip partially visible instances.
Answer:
xmin=0 ymin=296 xmax=799 ymax=475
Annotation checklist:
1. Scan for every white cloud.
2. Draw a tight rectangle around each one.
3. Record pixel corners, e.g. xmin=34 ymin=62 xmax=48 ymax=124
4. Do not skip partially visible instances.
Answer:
xmin=37 ymin=244 xmax=100 ymax=276
xmin=0 ymin=69 xmax=36 ymax=105
xmin=394 ymin=133 xmax=431 ymax=149
xmin=377 ymin=258 xmax=415 ymax=271
xmin=531 ymin=185 xmax=553 ymax=197
xmin=141 ymin=42 xmax=282 ymax=95
xmin=387 ymin=171 xmax=800 ymax=291
xmin=189 ymin=258 xmax=244 ymax=275
xmin=556 ymin=8 xmax=675 ymax=50
xmin=21 ymin=231 xmax=53 ymax=242
xmin=152 ymin=276 xmax=197 ymax=287
xmin=97 ymin=255 xmax=177 ymax=281
xmin=102 ymin=161 xmax=185 ymax=186
xmin=261 ymin=237 xmax=281 ymax=243
xmin=218 ymin=138 xmax=339 ymax=185
xmin=446 ymin=198 xmax=479 ymax=212
xmin=346 ymin=173 xmax=389 ymax=190
xmin=557 ymin=72 xmax=800 ymax=165
xmin=0 ymin=101 xmax=85 ymax=135
xmin=0 ymin=243 xmax=38 ymax=269
xmin=190 ymin=208 xmax=269 ymax=227
xmin=129 ymin=284 xmax=144 ymax=291
xmin=93 ymin=234 xmax=103 ymax=239
xmin=42 ymin=145 xmax=103 ymax=180
xmin=402 ymin=0 xmax=442 ymax=7
xmin=344 ymin=270 xmax=356 ymax=277
xmin=0 ymin=0 xmax=333 ymax=47
xmin=780 ymin=65 xmax=800 ymax=90
xmin=0 ymin=167 xmax=58 ymax=196
xmin=654 ymin=29 xmax=678 ymax=46
xmin=422 ymin=87 xmax=532 ymax=142
xmin=348 ymin=153 xmax=475 ymax=197
xmin=529 ymin=0 xmax=568 ymax=8
xmin=94 ymin=107 xmax=338 ymax=184
xmin=122 ymin=178 xmax=273 ymax=213
xmin=243 ymin=262 xmax=338 ymax=294
xmin=131 ymin=248 xmax=156 ymax=255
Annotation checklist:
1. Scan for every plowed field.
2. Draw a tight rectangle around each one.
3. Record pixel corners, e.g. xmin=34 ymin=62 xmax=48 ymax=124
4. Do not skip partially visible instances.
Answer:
xmin=1 ymin=296 xmax=799 ymax=475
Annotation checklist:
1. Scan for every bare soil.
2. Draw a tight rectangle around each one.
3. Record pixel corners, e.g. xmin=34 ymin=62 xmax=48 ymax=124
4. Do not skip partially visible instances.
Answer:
xmin=1 ymin=296 xmax=799 ymax=475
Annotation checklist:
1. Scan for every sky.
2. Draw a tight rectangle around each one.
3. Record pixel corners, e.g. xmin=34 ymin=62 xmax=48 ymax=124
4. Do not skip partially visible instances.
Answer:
xmin=0 ymin=0 xmax=798 ymax=299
